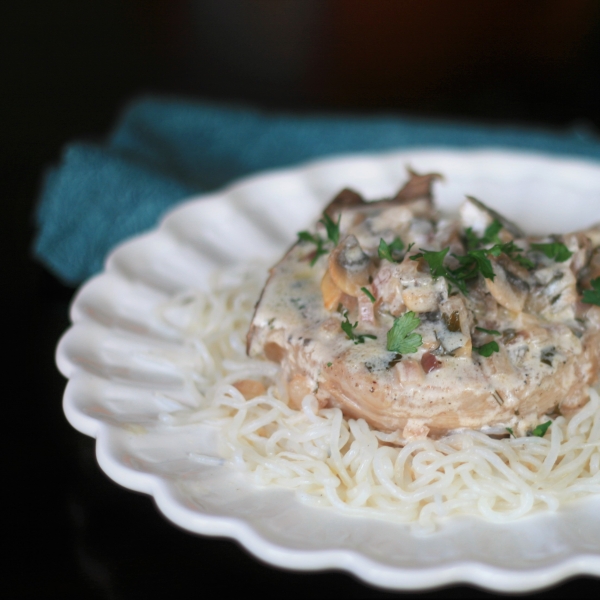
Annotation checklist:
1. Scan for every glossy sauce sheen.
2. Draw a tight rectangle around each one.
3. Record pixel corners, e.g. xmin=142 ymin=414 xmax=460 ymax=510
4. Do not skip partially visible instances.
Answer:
xmin=247 ymin=173 xmax=600 ymax=439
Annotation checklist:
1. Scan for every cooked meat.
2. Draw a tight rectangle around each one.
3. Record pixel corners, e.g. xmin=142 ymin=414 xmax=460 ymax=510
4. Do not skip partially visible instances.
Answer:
xmin=247 ymin=172 xmax=600 ymax=439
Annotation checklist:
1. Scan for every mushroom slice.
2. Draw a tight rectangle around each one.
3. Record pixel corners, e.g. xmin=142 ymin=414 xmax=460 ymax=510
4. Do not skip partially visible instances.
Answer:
xmin=393 ymin=169 xmax=443 ymax=202
xmin=388 ymin=169 xmax=442 ymax=220
xmin=324 ymin=188 xmax=366 ymax=217
xmin=321 ymin=270 xmax=344 ymax=311
xmin=328 ymin=235 xmax=372 ymax=297
xmin=396 ymin=256 xmax=446 ymax=314
xmin=485 ymin=258 xmax=528 ymax=313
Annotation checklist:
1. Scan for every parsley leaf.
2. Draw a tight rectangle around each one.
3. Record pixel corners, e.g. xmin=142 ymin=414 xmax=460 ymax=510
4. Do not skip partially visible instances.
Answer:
xmin=465 ymin=227 xmax=480 ymax=251
xmin=297 ymin=230 xmax=328 ymax=265
xmin=412 ymin=239 xmax=531 ymax=295
xmin=531 ymin=420 xmax=552 ymax=437
xmin=465 ymin=220 xmax=502 ymax=249
xmin=498 ymin=241 xmax=535 ymax=269
xmin=481 ymin=220 xmax=503 ymax=245
xmin=341 ymin=312 xmax=377 ymax=344
xmin=319 ymin=212 xmax=341 ymax=246
xmin=582 ymin=277 xmax=600 ymax=306
xmin=506 ymin=427 xmax=515 ymax=438
xmin=386 ymin=311 xmax=423 ymax=354
xmin=474 ymin=341 xmax=499 ymax=357
xmin=475 ymin=326 xmax=500 ymax=336
xmin=411 ymin=247 xmax=468 ymax=294
xmin=530 ymin=242 xmax=573 ymax=263
xmin=378 ymin=237 xmax=405 ymax=262
xmin=411 ymin=247 xmax=449 ymax=276
xmin=297 ymin=210 xmax=341 ymax=266
xmin=361 ymin=287 xmax=376 ymax=303
xmin=453 ymin=249 xmax=495 ymax=281
xmin=297 ymin=231 xmax=318 ymax=244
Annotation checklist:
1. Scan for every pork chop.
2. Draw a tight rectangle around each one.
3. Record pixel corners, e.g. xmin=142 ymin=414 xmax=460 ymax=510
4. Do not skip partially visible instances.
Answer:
xmin=247 ymin=172 xmax=600 ymax=439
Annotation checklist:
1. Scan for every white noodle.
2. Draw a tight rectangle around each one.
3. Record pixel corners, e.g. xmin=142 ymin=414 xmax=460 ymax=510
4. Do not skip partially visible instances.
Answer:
xmin=160 ymin=264 xmax=600 ymax=527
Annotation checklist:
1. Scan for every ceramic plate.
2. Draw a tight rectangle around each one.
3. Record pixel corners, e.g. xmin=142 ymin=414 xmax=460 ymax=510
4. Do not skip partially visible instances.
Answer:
xmin=57 ymin=149 xmax=600 ymax=592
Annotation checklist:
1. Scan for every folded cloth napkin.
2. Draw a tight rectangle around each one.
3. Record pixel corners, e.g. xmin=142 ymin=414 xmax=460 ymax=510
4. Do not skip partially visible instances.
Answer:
xmin=33 ymin=96 xmax=600 ymax=285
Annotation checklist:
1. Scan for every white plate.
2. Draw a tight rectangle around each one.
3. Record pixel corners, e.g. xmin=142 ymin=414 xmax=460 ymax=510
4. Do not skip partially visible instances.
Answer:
xmin=57 ymin=149 xmax=600 ymax=592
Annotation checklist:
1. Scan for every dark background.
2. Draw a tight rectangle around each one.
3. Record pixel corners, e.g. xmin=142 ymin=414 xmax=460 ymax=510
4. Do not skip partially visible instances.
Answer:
xmin=4 ymin=1 xmax=600 ymax=598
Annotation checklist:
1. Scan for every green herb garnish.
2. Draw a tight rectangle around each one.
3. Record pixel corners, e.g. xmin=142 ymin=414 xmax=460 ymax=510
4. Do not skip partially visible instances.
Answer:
xmin=475 ymin=341 xmax=500 ymax=357
xmin=297 ymin=211 xmax=341 ymax=266
xmin=475 ymin=326 xmax=501 ymax=336
xmin=411 ymin=247 xmax=468 ymax=294
xmin=386 ymin=311 xmax=423 ymax=354
xmin=297 ymin=230 xmax=328 ymax=265
xmin=582 ymin=277 xmax=600 ymax=307
xmin=452 ymin=249 xmax=496 ymax=281
xmin=465 ymin=227 xmax=480 ymax=251
xmin=411 ymin=230 xmax=537 ymax=296
xmin=465 ymin=219 xmax=503 ymax=250
xmin=361 ymin=287 xmax=376 ymax=303
xmin=319 ymin=212 xmax=341 ymax=246
xmin=530 ymin=242 xmax=573 ymax=263
xmin=506 ymin=427 xmax=515 ymax=438
xmin=531 ymin=420 xmax=552 ymax=437
xmin=481 ymin=220 xmax=503 ymax=245
xmin=410 ymin=247 xmax=449 ymax=276
xmin=413 ymin=247 xmax=478 ymax=294
xmin=378 ymin=237 xmax=405 ymax=263
xmin=327 ymin=362 xmax=332 ymax=367
xmin=341 ymin=312 xmax=377 ymax=345
xmin=498 ymin=241 xmax=535 ymax=269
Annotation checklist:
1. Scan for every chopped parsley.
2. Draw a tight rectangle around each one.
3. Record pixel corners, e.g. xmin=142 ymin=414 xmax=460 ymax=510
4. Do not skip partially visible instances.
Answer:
xmin=410 ymin=247 xmax=449 ymax=277
xmin=326 ymin=362 xmax=332 ymax=367
xmin=297 ymin=211 xmax=341 ymax=265
xmin=582 ymin=277 xmax=600 ymax=307
xmin=531 ymin=420 xmax=552 ymax=437
xmin=474 ymin=341 xmax=500 ymax=357
xmin=410 ymin=247 xmax=468 ymax=294
xmin=465 ymin=219 xmax=502 ymax=250
xmin=497 ymin=241 xmax=535 ymax=269
xmin=386 ymin=311 xmax=423 ymax=354
xmin=481 ymin=220 xmax=503 ymax=245
xmin=341 ymin=311 xmax=377 ymax=344
xmin=463 ymin=219 xmax=533 ymax=270
xmin=319 ymin=212 xmax=341 ymax=246
xmin=465 ymin=227 xmax=480 ymax=251
xmin=475 ymin=326 xmax=500 ymax=336
xmin=530 ymin=242 xmax=573 ymax=263
xmin=361 ymin=287 xmax=376 ymax=303
xmin=452 ymin=249 xmax=496 ymax=281
xmin=378 ymin=237 xmax=405 ymax=262
xmin=297 ymin=230 xmax=328 ymax=265
xmin=413 ymin=236 xmax=537 ymax=296
xmin=506 ymin=423 xmax=552 ymax=438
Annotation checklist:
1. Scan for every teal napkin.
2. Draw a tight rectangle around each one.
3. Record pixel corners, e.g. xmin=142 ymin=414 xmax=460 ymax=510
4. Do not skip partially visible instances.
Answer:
xmin=33 ymin=97 xmax=600 ymax=285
